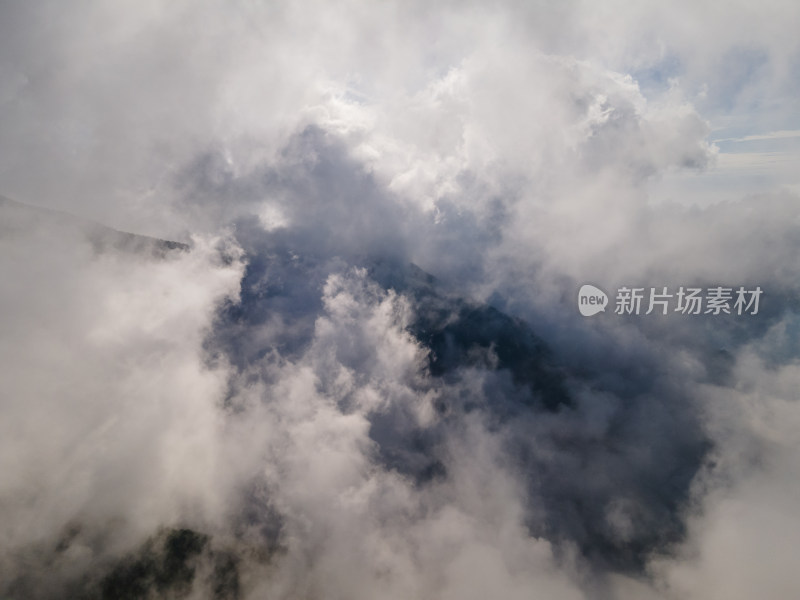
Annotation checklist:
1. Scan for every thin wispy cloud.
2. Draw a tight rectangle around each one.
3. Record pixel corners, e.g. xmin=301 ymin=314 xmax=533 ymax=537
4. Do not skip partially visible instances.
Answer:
xmin=712 ymin=129 xmax=800 ymax=143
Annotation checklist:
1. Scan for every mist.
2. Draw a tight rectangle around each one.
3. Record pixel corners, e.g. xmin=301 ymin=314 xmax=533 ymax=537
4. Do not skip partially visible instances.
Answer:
xmin=1 ymin=1 xmax=799 ymax=598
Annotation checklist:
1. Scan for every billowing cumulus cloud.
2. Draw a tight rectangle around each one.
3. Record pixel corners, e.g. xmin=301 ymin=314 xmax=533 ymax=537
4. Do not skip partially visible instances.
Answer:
xmin=1 ymin=1 xmax=800 ymax=598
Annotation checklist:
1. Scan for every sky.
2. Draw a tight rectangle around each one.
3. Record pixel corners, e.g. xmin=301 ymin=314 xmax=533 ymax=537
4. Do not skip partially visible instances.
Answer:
xmin=1 ymin=1 xmax=800 ymax=598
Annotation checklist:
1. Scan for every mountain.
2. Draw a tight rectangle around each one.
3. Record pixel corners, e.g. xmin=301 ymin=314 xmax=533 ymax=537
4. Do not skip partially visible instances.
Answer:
xmin=0 ymin=195 xmax=189 ymax=257
xmin=208 ymin=227 xmax=709 ymax=573
xmin=0 ymin=200 xmax=710 ymax=596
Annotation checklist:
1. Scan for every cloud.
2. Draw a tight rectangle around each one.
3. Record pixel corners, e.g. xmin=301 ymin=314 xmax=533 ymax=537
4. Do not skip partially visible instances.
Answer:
xmin=2 ymin=1 xmax=800 ymax=598
xmin=713 ymin=129 xmax=800 ymax=143
xmin=0 ymin=202 xmax=244 ymax=595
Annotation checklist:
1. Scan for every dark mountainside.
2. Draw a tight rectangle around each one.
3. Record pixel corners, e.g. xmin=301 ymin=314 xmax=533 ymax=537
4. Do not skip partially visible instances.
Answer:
xmin=206 ymin=222 xmax=710 ymax=576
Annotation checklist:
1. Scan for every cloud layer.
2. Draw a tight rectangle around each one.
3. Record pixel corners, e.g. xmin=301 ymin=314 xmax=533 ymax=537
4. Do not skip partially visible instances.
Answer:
xmin=1 ymin=1 xmax=800 ymax=598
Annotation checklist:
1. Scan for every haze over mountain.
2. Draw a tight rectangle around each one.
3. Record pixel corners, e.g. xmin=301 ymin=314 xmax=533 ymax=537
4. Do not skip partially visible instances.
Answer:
xmin=2 ymin=2 xmax=800 ymax=599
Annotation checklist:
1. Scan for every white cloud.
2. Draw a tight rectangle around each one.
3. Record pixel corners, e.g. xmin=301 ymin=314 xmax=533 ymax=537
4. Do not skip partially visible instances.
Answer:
xmin=2 ymin=1 xmax=800 ymax=597
xmin=0 ymin=209 xmax=244 ymax=587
